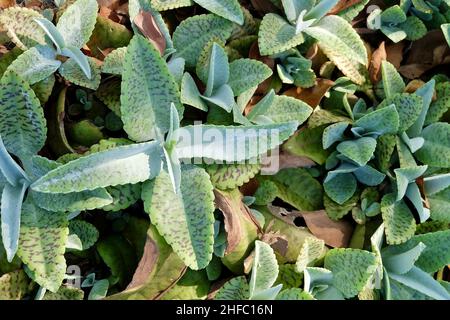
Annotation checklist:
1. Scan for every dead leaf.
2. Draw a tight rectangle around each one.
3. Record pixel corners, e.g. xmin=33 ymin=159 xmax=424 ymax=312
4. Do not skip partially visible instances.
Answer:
xmin=267 ymin=206 xmax=353 ymax=248
xmin=126 ymin=235 xmax=159 ymax=290
xmin=282 ymin=78 xmax=335 ymax=107
xmin=214 ymin=189 xmax=261 ymax=255
xmin=369 ymin=41 xmax=386 ymax=83
xmin=133 ymin=10 xmax=166 ymax=56
xmin=301 ymin=210 xmax=353 ymax=248
xmin=261 ymin=151 xmax=315 ymax=174
xmin=405 ymin=79 xmax=426 ymax=94
xmin=261 ymin=221 xmax=289 ymax=256
xmin=0 ymin=0 xmax=15 ymax=9
xmin=386 ymin=42 xmax=404 ymax=68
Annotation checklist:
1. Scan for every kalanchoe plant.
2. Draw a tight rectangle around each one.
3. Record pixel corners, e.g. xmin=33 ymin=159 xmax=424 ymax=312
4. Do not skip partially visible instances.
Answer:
xmin=274 ymin=48 xmax=316 ymax=88
xmin=0 ymin=0 xmax=100 ymax=89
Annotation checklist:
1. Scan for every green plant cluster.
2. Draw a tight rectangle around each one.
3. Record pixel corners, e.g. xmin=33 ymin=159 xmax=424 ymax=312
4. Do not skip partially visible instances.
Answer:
xmin=0 ymin=0 xmax=449 ymax=300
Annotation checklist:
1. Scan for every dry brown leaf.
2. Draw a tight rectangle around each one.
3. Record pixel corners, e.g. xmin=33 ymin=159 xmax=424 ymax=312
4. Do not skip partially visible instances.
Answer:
xmin=405 ymin=79 xmax=426 ymax=94
xmin=214 ymin=189 xmax=261 ymax=254
xmin=133 ymin=10 xmax=166 ymax=56
xmin=125 ymin=235 xmax=159 ymax=290
xmin=369 ymin=41 xmax=386 ymax=83
xmin=300 ymin=210 xmax=353 ymax=248
xmin=0 ymin=0 xmax=15 ymax=9
xmin=282 ymin=78 xmax=335 ymax=107
xmin=266 ymin=151 xmax=316 ymax=172
xmin=385 ymin=42 xmax=404 ymax=68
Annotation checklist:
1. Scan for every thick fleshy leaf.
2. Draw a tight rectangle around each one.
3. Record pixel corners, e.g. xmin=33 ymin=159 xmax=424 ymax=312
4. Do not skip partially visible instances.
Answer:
xmin=336 ymin=137 xmax=377 ymax=166
xmin=258 ymin=13 xmax=305 ymax=56
xmin=6 ymin=47 xmax=60 ymax=85
xmin=441 ymin=23 xmax=450 ymax=46
xmin=382 ymin=230 xmax=450 ymax=273
xmin=34 ymin=18 xmax=65 ymax=53
xmin=354 ymin=105 xmax=399 ymax=135
xmin=174 ymin=122 xmax=298 ymax=162
xmin=324 ymin=248 xmax=377 ymax=298
xmin=260 ymin=95 xmax=313 ymax=125
xmin=194 ymin=0 xmax=244 ymax=25
xmin=304 ymin=15 xmax=368 ymax=85
xmin=180 ymin=73 xmax=208 ymax=111
xmin=17 ymin=199 xmax=68 ymax=292
xmin=206 ymin=163 xmax=260 ymax=190
xmin=276 ymin=288 xmax=314 ymax=300
xmin=228 ymin=59 xmax=272 ymax=96
xmin=102 ymin=47 xmax=127 ymax=75
xmin=0 ymin=7 xmax=46 ymax=49
xmin=56 ymin=0 xmax=99 ymax=48
xmin=249 ymin=240 xmax=279 ymax=299
xmin=0 ymin=270 xmax=30 ymax=300
xmin=0 ymin=70 xmax=47 ymax=161
xmin=58 ymin=57 xmax=101 ymax=90
xmin=353 ymin=165 xmax=386 ymax=186
xmin=415 ymin=123 xmax=450 ymax=168
xmin=142 ymin=166 xmax=215 ymax=270
xmin=324 ymin=173 xmax=357 ymax=205
xmin=151 ymin=0 xmax=193 ymax=10
xmin=43 ymin=285 xmax=85 ymax=300
xmin=382 ymin=242 xmax=426 ymax=275
xmin=296 ymin=237 xmax=326 ymax=273
xmin=31 ymin=141 xmax=162 ymax=194
xmin=407 ymin=79 xmax=435 ymax=137
xmin=215 ymin=276 xmax=250 ymax=300
xmin=428 ymin=186 xmax=450 ymax=223
xmin=1 ymin=182 xmax=28 ymax=262
xmin=202 ymin=43 xmax=229 ymax=97
xmin=389 ymin=266 xmax=450 ymax=300
xmin=378 ymin=93 xmax=423 ymax=133
xmin=322 ymin=122 xmax=348 ymax=149
xmin=381 ymin=60 xmax=405 ymax=98
xmin=394 ymin=166 xmax=427 ymax=200
xmin=95 ymin=79 xmax=122 ymax=116
xmin=173 ymin=14 xmax=233 ymax=68
xmin=381 ymin=193 xmax=416 ymax=245
xmin=121 ymin=35 xmax=183 ymax=142
xmin=68 ymin=220 xmax=99 ymax=250
xmin=201 ymin=84 xmax=236 ymax=112
xmin=425 ymin=82 xmax=450 ymax=125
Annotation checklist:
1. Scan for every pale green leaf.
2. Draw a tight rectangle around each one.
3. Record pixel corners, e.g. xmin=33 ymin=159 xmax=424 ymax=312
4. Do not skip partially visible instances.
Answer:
xmin=0 ymin=270 xmax=29 ymax=300
xmin=151 ymin=0 xmax=193 ymax=11
xmin=194 ymin=0 xmax=244 ymax=25
xmin=58 ymin=57 xmax=101 ymax=90
xmin=0 ymin=70 xmax=46 ymax=161
xmin=296 ymin=237 xmax=326 ymax=273
xmin=228 ymin=58 xmax=273 ymax=96
xmin=381 ymin=193 xmax=416 ymax=245
xmin=378 ymin=93 xmax=423 ymax=133
xmin=324 ymin=173 xmax=357 ymax=205
xmin=31 ymin=141 xmax=162 ymax=194
xmin=102 ymin=47 xmax=127 ymax=75
xmin=249 ymin=240 xmax=279 ymax=299
xmin=336 ymin=137 xmax=377 ymax=166
xmin=415 ymin=123 xmax=450 ymax=168
xmin=425 ymin=82 xmax=450 ymax=125
xmin=142 ymin=166 xmax=214 ymax=270
xmin=180 ymin=73 xmax=208 ymax=111
xmin=206 ymin=163 xmax=261 ymax=190
xmin=215 ymin=276 xmax=250 ymax=300
xmin=354 ymin=104 xmax=399 ymax=135
xmin=56 ymin=0 xmax=99 ymax=48
xmin=381 ymin=60 xmax=405 ymax=98
xmin=17 ymin=199 xmax=68 ymax=292
xmin=276 ymin=288 xmax=314 ymax=300
xmin=121 ymin=35 xmax=183 ymax=142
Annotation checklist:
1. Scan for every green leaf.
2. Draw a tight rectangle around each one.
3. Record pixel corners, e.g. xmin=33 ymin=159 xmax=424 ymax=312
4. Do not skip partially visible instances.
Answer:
xmin=304 ymin=15 xmax=368 ymax=85
xmin=121 ymin=35 xmax=183 ymax=142
xmin=249 ymin=240 xmax=279 ymax=299
xmin=258 ymin=13 xmax=305 ymax=56
xmin=379 ymin=93 xmax=423 ymax=133
xmin=203 ymin=43 xmax=230 ymax=97
xmin=276 ymin=288 xmax=314 ymax=300
xmin=283 ymin=125 xmax=331 ymax=164
xmin=336 ymin=137 xmax=377 ymax=166
xmin=324 ymin=191 xmax=359 ymax=220
xmin=415 ymin=123 xmax=450 ymax=168
xmin=382 ymin=242 xmax=426 ymax=275
xmin=58 ymin=57 xmax=101 ymax=90
xmin=381 ymin=60 xmax=405 ymax=98
xmin=261 ymin=95 xmax=313 ymax=125
xmin=142 ymin=166 xmax=215 ymax=270
xmin=324 ymin=248 xmax=377 ymax=298
xmin=375 ymin=134 xmax=396 ymax=172
xmin=88 ymin=279 xmax=109 ymax=300
xmin=173 ymin=14 xmax=234 ymax=68
xmin=354 ymin=104 xmax=399 ymax=135
xmin=60 ymin=46 xmax=92 ymax=79
xmin=102 ymin=184 xmax=141 ymax=212
xmin=206 ymin=163 xmax=261 ymax=190
xmin=102 ymin=47 xmax=127 ymax=75
xmin=441 ymin=23 xmax=450 ymax=47
xmin=428 ymin=186 xmax=450 ymax=223
xmin=324 ymin=173 xmax=357 ymax=205
xmin=17 ymin=199 xmax=68 ymax=292
xmin=151 ymin=0 xmax=193 ymax=11
xmin=0 ymin=7 xmax=46 ymax=49
xmin=32 ymin=75 xmax=55 ymax=104
xmin=68 ymin=220 xmax=99 ymax=251
xmin=425 ymin=82 xmax=450 ymax=125
xmin=296 ymin=237 xmax=326 ymax=273
xmin=353 ymin=165 xmax=386 ymax=186
xmin=215 ymin=276 xmax=250 ymax=300
xmin=381 ymin=193 xmax=416 ymax=245
xmin=95 ymin=78 xmax=122 ymax=116
xmin=31 ymin=141 xmax=162 ymax=194
xmin=34 ymin=18 xmax=66 ymax=53
xmin=394 ymin=166 xmax=427 ymax=200
xmin=6 ymin=47 xmax=60 ymax=85
xmin=275 ymin=264 xmax=304 ymax=289
xmin=194 ymin=0 xmax=244 ymax=25
xmin=180 ymin=73 xmax=208 ymax=111
xmin=382 ymin=230 xmax=450 ymax=273
xmin=43 ymin=285 xmax=85 ymax=300
xmin=0 ymin=270 xmax=30 ymax=300
xmin=408 ymin=79 xmax=435 ymax=137
xmin=322 ymin=122 xmax=348 ymax=149
xmin=56 ymin=0 xmax=99 ymax=48
xmin=400 ymin=16 xmax=427 ymax=41
xmin=0 ymin=70 xmax=47 ymax=161
xmin=174 ymin=122 xmax=298 ymax=162
xmin=228 ymin=59 xmax=273 ymax=96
